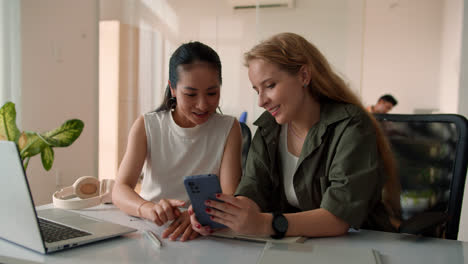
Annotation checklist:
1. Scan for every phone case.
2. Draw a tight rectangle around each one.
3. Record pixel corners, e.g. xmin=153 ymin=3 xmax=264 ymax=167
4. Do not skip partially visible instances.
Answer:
xmin=183 ymin=174 xmax=226 ymax=229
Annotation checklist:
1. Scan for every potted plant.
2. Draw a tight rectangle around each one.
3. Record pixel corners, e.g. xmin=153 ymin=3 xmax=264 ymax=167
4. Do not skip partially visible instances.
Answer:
xmin=0 ymin=101 xmax=84 ymax=171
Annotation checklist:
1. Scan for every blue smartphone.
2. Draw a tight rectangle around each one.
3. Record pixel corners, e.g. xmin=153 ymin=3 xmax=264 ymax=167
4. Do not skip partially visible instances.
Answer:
xmin=183 ymin=174 xmax=226 ymax=229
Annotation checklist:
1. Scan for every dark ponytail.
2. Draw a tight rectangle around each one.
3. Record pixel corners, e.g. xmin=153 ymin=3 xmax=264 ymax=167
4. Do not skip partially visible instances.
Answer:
xmin=156 ymin=41 xmax=222 ymax=112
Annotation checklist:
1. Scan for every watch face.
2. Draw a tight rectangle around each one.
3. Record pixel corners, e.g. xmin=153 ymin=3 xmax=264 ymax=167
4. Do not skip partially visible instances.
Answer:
xmin=273 ymin=214 xmax=288 ymax=233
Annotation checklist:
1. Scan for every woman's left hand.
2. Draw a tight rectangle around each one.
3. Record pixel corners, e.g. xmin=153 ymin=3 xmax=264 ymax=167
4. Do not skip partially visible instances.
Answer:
xmin=162 ymin=209 xmax=199 ymax=242
xmin=205 ymin=194 xmax=268 ymax=236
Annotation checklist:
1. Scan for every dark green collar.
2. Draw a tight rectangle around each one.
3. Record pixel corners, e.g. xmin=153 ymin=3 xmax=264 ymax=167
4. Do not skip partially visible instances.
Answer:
xmin=253 ymin=101 xmax=355 ymax=163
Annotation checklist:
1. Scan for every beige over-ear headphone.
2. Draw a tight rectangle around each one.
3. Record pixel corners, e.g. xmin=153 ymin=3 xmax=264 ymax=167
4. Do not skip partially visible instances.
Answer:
xmin=52 ymin=176 xmax=114 ymax=210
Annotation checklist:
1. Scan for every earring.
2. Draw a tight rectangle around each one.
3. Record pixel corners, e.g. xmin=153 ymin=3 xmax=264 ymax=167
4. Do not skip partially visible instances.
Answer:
xmin=168 ymin=97 xmax=177 ymax=110
xmin=303 ymin=84 xmax=308 ymax=88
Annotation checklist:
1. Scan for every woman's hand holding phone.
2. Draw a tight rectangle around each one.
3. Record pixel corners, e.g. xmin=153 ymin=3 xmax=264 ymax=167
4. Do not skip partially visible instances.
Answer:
xmin=191 ymin=194 xmax=266 ymax=236
xmin=189 ymin=206 xmax=215 ymax=236
xmin=184 ymin=174 xmax=226 ymax=231
xmin=209 ymin=195 xmax=265 ymax=235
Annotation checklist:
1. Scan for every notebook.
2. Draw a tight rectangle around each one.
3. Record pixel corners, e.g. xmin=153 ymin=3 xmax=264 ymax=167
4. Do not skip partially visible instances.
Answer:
xmin=256 ymin=242 xmax=382 ymax=264
xmin=212 ymin=228 xmax=307 ymax=244
xmin=0 ymin=141 xmax=137 ymax=254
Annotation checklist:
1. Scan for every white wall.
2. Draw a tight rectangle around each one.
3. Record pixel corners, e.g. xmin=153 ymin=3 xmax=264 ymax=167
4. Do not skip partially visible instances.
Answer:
xmin=361 ymin=0 xmax=444 ymax=114
xmin=439 ymin=0 xmax=463 ymax=114
xmin=21 ymin=0 xmax=98 ymax=205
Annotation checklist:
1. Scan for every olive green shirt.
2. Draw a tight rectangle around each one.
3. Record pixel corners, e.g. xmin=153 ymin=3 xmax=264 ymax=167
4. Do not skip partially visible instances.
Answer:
xmin=235 ymin=101 xmax=394 ymax=231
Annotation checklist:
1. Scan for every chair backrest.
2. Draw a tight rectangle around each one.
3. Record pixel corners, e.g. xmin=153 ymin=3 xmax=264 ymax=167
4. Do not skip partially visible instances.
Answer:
xmin=374 ymin=114 xmax=468 ymax=239
xmin=240 ymin=122 xmax=252 ymax=172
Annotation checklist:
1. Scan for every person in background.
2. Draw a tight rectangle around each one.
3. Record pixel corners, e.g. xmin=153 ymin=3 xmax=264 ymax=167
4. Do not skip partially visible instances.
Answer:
xmin=366 ymin=94 xmax=398 ymax=114
xmin=191 ymin=32 xmax=401 ymax=238
xmin=112 ymin=41 xmax=242 ymax=242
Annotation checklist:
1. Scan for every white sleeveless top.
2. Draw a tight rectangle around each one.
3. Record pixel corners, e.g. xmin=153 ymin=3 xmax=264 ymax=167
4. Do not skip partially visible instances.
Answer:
xmin=279 ymin=124 xmax=300 ymax=208
xmin=139 ymin=111 xmax=234 ymax=203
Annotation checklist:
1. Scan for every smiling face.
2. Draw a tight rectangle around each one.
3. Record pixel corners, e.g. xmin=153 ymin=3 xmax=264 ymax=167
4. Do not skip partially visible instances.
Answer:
xmin=248 ymin=59 xmax=310 ymax=125
xmin=170 ymin=63 xmax=221 ymax=128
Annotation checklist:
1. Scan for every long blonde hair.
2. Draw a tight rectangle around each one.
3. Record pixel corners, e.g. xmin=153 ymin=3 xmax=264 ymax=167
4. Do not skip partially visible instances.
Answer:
xmin=244 ymin=32 xmax=401 ymax=218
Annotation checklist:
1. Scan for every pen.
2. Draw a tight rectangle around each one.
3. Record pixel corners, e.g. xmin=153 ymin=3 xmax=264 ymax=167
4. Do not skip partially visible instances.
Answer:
xmin=143 ymin=230 xmax=162 ymax=248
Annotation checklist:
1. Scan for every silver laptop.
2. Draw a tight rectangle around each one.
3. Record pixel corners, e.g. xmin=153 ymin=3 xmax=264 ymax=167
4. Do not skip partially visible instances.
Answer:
xmin=0 ymin=141 xmax=136 ymax=254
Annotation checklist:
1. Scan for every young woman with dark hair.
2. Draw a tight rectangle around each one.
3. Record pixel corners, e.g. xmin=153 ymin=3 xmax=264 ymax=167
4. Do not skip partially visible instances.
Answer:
xmin=113 ymin=42 xmax=242 ymax=242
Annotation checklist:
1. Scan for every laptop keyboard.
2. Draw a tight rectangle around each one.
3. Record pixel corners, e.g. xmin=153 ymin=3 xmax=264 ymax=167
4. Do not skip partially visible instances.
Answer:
xmin=38 ymin=218 xmax=92 ymax=243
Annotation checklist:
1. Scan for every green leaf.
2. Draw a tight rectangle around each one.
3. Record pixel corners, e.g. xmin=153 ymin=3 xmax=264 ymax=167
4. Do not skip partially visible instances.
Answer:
xmin=19 ymin=131 xmax=48 ymax=160
xmin=23 ymin=157 xmax=31 ymax=170
xmin=0 ymin=102 xmax=20 ymax=142
xmin=41 ymin=146 xmax=54 ymax=171
xmin=42 ymin=119 xmax=84 ymax=147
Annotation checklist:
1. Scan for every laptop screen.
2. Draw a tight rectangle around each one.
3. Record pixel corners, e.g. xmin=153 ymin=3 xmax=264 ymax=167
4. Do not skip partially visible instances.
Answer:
xmin=0 ymin=141 xmax=46 ymax=253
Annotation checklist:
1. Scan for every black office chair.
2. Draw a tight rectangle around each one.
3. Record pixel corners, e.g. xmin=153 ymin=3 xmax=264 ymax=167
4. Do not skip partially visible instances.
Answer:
xmin=240 ymin=122 xmax=252 ymax=173
xmin=374 ymin=114 xmax=468 ymax=239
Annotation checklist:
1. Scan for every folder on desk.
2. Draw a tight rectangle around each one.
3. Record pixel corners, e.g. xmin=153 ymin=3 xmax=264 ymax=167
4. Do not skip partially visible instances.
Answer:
xmin=257 ymin=242 xmax=381 ymax=264
xmin=211 ymin=229 xmax=307 ymax=244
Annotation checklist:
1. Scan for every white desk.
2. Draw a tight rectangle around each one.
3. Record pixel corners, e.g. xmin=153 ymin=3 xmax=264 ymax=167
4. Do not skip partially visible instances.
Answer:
xmin=0 ymin=204 xmax=467 ymax=264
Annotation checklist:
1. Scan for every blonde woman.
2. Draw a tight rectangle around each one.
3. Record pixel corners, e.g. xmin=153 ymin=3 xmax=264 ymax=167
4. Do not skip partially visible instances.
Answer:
xmin=191 ymin=32 xmax=400 ymax=238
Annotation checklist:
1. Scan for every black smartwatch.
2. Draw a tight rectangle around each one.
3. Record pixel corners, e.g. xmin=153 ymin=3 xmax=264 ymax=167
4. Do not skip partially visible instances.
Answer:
xmin=271 ymin=212 xmax=288 ymax=239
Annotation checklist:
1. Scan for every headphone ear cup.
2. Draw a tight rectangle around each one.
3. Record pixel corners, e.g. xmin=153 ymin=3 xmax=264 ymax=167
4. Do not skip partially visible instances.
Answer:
xmin=73 ymin=176 xmax=100 ymax=199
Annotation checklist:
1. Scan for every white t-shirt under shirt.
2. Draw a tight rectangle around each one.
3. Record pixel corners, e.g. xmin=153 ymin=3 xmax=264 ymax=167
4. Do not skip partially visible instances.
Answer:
xmin=139 ymin=110 xmax=235 ymax=203
xmin=279 ymin=124 xmax=300 ymax=208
